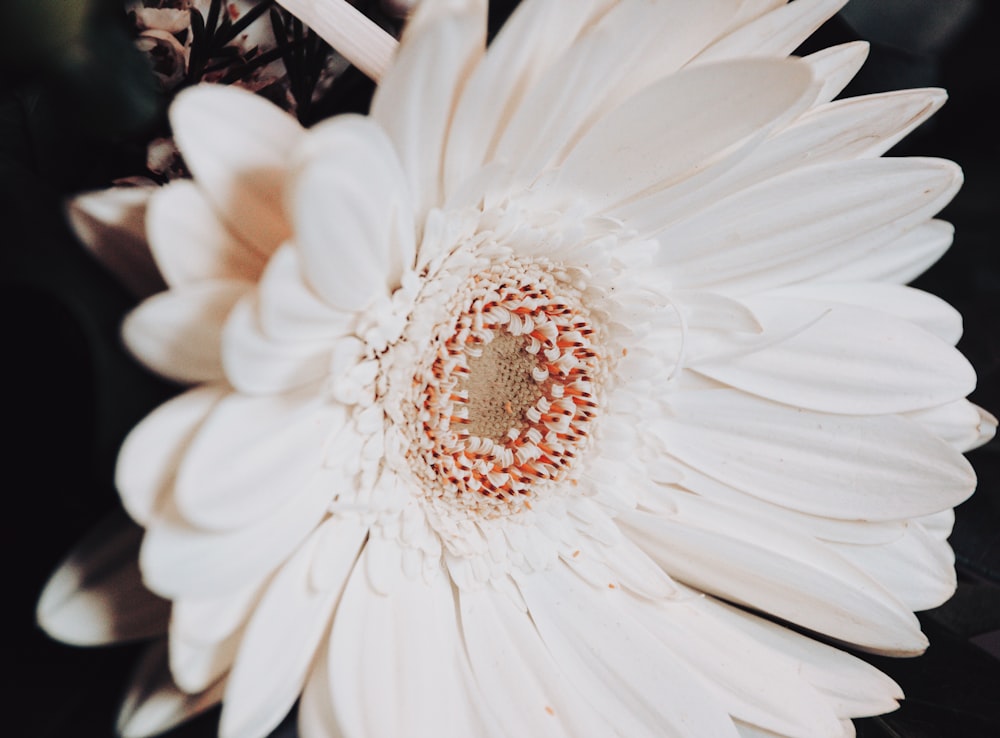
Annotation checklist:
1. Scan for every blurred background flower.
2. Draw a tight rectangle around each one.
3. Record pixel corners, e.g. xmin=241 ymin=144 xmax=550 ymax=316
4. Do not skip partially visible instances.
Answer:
xmin=3 ymin=1 xmax=997 ymax=737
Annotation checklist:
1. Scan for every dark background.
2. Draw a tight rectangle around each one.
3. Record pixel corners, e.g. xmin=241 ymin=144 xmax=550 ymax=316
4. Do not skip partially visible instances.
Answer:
xmin=2 ymin=1 xmax=997 ymax=736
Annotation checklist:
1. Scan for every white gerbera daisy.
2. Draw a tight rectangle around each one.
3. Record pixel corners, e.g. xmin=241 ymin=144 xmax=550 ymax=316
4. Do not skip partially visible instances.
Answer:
xmin=39 ymin=1 xmax=996 ymax=737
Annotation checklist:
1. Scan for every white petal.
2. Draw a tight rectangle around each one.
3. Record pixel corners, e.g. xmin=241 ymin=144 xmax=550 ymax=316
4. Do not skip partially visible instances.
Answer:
xmin=371 ymin=0 xmax=485 ymax=217
xmin=221 ymin=293 xmax=336 ymax=395
xmin=618 ymin=594 xmax=847 ymax=737
xmin=117 ymin=643 xmax=224 ymax=738
xmin=170 ymin=85 xmax=301 ymax=257
xmin=140 ymin=469 xmax=335 ymax=598
xmin=327 ymin=539 xmax=494 ymax=738
xmin=443 ymin=0 xmax=609 ymax=198
xmin=800 ymin=41 xmax=869 ymax=106
xmin=907 ymin=401 xmax=998 ymax=452
xmin=820 ymin=219 xmax=953 ymax=285
xmin=123 ymin=280 xmax=250 ymax=384
xmin=174 ymin=384 xmax=343 ymax=531
xmin=692 ymin=298 xmax=975 ymax=414
xmin=704 ymin=600 xmax=904 ymax=717
xmin=515 ymin=563 xmax=740 ymax=737
xmin=656 ymin=158 xmax=962 ymax=294
xmin=67 ymin=186 xmax=166 ymax=298
xmin=116 ymin=384 xmax=225 ymax=525
xmin=830 ymin=524 xmax=956 ymax=612
xmin=695 ymin=0 xmax=847 ymax=63
xmin=653 ymin=389 xmax=976 ymax=521
xmin=298 ymin=650 xmax=347 ymax=738
xmin=37 ymin=513 xmax=169 ymax=646
xmin=534 ymin=59 xmax=815 ymax=213
xmin=460 ymin=583 xmax=618 ymax=738
xmin=219 ymin=517 xmax=365 ymax=738
xmin=172 ymin=580 xmax=264 ymax=647
xmin=169 ymin=627 xmax=241 ymax=695
xmin=291 ymin=115 xmax=415 ymax=311
xmin=256 ymin=245 xmax=356 ymax=342
xmin=760 ymin=283 xmax=963 ymax=344
xmin=494 ymin=3 xmax=757 ymax=190
xmin=147 ymin=180 xmax=266 ymax=287
xmin=618 ymin=498 xmax=926 ymax=653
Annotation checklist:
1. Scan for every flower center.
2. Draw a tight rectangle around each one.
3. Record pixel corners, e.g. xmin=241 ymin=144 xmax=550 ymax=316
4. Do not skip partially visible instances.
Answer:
xmin=408 ymin=259 xmax=601 ymax=516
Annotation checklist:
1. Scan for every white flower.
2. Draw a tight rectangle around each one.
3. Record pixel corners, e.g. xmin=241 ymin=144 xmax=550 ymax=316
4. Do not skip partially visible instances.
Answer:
xmin=40 ymin=1 xmax=996 ymax=737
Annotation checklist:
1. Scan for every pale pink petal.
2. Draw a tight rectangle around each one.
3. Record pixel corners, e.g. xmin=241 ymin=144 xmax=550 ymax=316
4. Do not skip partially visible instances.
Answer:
xmin=221 ymin=294 xmax=337 ymax=395
xmin=116 ymin=384 xmax=226 ymax=525
xmin=800 ymin=41 xmax=869 ymax=106
xmin=170 ymin=85 xmax=302 ymax=257
xmin=140 ymin=469 xmax=336 ymax=598
xmin=123 ymin=280 xmax=251 ymax=384
xmin=174 ymin=384 xmax=344 ymax=531
xmin=291 ymin=115 xmax=416 ymax=311
xmin=37 ymin=512 xmax=169 ymax=646
xmin=146 ymin=180 xmax=266 ymax=287
xmin=169 ymin=627 xmax=241 ymax=695
xmin=67 ymin=186 xmax=166 ymax=298
xmin=117 ymin=642 xmax=224 ymax=738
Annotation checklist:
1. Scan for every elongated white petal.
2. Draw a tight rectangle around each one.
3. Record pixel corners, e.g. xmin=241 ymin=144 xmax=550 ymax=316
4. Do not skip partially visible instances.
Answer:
xmin=147 ymin=180 xmax=266 ymax=287
xmin=460 ymin=583 xmax=618 ymax=738
xmin=515 ymin=563 xmax=741 ymax=738
xmin=443 ymin=0 xmax=609 ymax=198
xmin=819 ymin=219 xmax=953 ymax=284
xmin=907 ymin=401 xmax=997 ymax=452
xmin=657 ymin=158 xmax=962 ymax=294
xmin=123 ymin=281 xmax=251 ymax=384
xmin=619 ymin=499 xmax=927 ymax=653
xmin=140 ymin=469 xmax=336 ymax=598
xmin=291 ymin=115 xmax=415 ymax=311
xmin=220 ymin=517 xmax=366 ymax=738
xmin=535 ymin=59 xmax=814 ymax=212
xmin=618 ymin=594 xmax=847 ymax=737
xmin=800 ymin=42 xmax=869 ymax=107
xmin=117 ymin=643 xmax=224 ymax=738
xmin=327 ymin=539 xmax=493 ymax=738
xmin=37 ymin=513 xmax=169 ymax=645
xmin=174 ymin=384 xmax=343 ymax=531
xmin=371 ymin=0 xmax=485 ymax=217
xmin=298 ymin=649 xmax=347 ymax=738
xmin=696 ymin=0 xmax=847 ymax=63
xmin=653 ymin=389 xmax=975 ymax=521
xmin=703 ymin=600 xmax=904 ymax=716
xmin=116 ymin=385 xmax=226 ymax=525
xmin=624 ymin=87 xmax=949 ymax=235
xmin=692 ymin=298 xmax=974 ymax=414
xmin=67 ymin=186 xmax=166 ymax=298
xmin=830 ymin=525 xmax=957 ymax=611
xmin=760 ymin=283 xmax=963 ymax=344
xmin=170 ymin=85 xmax=301 ymax=257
